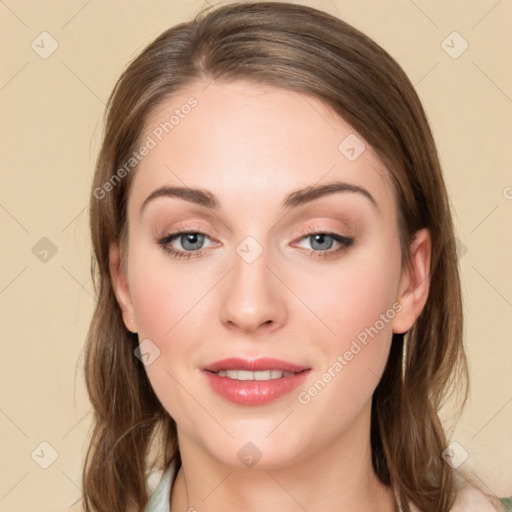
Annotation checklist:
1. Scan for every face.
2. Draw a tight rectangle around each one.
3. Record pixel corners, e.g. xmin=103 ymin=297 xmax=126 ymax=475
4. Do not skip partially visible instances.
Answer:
xmin=110 ymin=79 xmax=430 ymax=469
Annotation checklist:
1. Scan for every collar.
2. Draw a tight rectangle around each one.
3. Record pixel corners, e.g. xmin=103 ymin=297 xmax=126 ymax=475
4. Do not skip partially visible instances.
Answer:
xmin=143 ymin=459 xmax=178 ymax=512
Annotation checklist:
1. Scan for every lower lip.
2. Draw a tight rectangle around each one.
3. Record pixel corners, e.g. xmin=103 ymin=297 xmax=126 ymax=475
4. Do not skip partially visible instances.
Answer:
xmin=203 ymin=370 xmax=310 ymax=406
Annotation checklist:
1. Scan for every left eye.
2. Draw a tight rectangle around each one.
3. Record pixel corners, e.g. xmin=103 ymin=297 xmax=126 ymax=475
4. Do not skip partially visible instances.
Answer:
xmin=297 ymin=233 xmax=353 ymax=252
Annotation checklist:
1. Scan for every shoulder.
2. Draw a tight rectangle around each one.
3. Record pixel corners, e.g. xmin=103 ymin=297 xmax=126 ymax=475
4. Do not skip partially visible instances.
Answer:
xmin=449 ymin=486 xmax=502 ymax=512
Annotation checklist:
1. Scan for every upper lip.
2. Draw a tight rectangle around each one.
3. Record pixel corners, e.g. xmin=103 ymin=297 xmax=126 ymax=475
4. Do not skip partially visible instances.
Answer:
xmin=202 ymin=357 xmax=310 ymax=373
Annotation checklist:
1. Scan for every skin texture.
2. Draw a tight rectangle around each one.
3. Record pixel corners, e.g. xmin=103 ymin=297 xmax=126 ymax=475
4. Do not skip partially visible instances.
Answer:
xmin=110 ymin=80 xmax=431 ymax=512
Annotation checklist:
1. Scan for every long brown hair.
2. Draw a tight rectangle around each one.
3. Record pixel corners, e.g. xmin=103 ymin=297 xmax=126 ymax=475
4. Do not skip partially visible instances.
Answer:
xmin=83 ymin=2 xmax=470 ymax=511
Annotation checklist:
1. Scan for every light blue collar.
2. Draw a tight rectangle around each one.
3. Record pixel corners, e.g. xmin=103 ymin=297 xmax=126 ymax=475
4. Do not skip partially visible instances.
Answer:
xmin=143 ymin=460 xmax=178 ymax=512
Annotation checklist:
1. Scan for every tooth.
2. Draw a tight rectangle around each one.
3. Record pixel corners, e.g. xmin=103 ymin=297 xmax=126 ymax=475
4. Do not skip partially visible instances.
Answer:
xmin=215 ymin=369 xmax=296 ymax=380
xmin=254 ymin=370 xmax=271 ymax=380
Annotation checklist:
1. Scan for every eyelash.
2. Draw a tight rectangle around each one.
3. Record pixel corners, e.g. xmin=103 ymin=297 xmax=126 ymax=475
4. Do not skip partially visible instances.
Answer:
xmin=157 ymin=227 xmax=354 ymax=260
xmin=157 ymin=230 xmax=214 ymax=260
xmin=295 ymin=226 xmax=354 ymax=259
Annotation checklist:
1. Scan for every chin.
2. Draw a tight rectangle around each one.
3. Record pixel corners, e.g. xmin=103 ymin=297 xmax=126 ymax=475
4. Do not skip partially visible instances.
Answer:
xmin=201 ymin=426 xmax=310 ymax=471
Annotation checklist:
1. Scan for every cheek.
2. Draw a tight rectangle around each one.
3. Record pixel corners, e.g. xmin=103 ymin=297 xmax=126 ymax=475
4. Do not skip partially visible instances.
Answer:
xmin=290 ymin=235 xmax=402 ymax=400
xmin=127 ymin=240 xmax=209 ymax=340
xmin=126 ymin=246 xmax=208 ymax=421
xmin=126 ymin=240 xmax=221 ymax=394
xmin=291 ymin=240 xmax=402 ymax=348
xmin=290 ymin=250 xmax=401 ymax=437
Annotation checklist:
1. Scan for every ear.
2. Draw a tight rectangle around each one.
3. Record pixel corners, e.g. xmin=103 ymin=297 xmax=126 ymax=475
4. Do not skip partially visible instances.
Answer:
xmin=392 ymin=228 xmax=431 ymax=334
xmin=109 ymin=243 xmax=137 ymax=333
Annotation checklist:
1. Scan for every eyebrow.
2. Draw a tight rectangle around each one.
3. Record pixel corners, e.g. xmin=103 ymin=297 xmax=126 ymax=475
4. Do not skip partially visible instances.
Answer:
xmin=283 ymin=181 xmax=377 ymax=209
xmin=140 ymin=180 xmax=378 ymax=214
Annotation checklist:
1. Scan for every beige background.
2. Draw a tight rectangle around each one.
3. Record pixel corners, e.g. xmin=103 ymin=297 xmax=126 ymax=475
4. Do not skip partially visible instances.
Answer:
xmin=0 ymin=0 xmax=511 ymax=510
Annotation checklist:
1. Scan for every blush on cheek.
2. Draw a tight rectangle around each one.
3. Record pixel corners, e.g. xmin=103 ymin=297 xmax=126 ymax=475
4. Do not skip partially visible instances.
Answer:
xmin=127 ymin=245 xmax=195 ymax=340
xmin=132 ymin=279 xmax=176 ymax=340
xmin=320 ymin=270 xmax=399 ymax=345
xmin=314 ymin=260 xmax=399 ymax=389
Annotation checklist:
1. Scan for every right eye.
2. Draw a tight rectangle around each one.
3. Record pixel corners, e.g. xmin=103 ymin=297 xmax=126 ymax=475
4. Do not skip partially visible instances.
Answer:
xmin=158 ymin=231 xmax=217 ymax=259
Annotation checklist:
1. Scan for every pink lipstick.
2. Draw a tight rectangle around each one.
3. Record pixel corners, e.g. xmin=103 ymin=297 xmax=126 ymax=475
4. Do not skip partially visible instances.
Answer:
xmin=202 ymin=357 xmax=311 ymax=406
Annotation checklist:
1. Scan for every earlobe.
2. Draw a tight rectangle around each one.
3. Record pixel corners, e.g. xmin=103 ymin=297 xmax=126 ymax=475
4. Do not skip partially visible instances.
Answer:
xmin=109 ymin=243 xmax=137 ymax=333
xmin=392 ymin=229 xmax=431 ymax=334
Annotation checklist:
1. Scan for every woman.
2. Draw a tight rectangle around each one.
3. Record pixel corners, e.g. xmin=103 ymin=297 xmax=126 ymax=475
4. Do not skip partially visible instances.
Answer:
xmin=81 ymin=2 xmax=504 ymax=511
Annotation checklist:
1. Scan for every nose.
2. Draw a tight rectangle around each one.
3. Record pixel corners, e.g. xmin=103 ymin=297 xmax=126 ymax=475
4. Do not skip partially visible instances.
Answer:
xmin=218 ymin=245 xmax=288 ymax=334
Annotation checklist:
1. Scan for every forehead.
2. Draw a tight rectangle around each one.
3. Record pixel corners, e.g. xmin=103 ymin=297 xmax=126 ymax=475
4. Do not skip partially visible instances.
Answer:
xmin=128 ymin=80 xmax=395 ymax=218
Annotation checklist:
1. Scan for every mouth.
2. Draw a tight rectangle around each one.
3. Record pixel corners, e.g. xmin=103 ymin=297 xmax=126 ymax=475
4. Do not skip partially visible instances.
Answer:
xmin=202 ymin=357 xmax=310 ymax=374
xmin=212 ymin=369 xmax=297 ymax=380
xmin=202 ymin=358 xmax=311 ymax=406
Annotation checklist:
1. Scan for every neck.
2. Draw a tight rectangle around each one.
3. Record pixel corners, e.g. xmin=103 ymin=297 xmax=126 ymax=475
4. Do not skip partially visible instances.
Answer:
xmin=170 ymin=404 xmax=396 ymax=512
